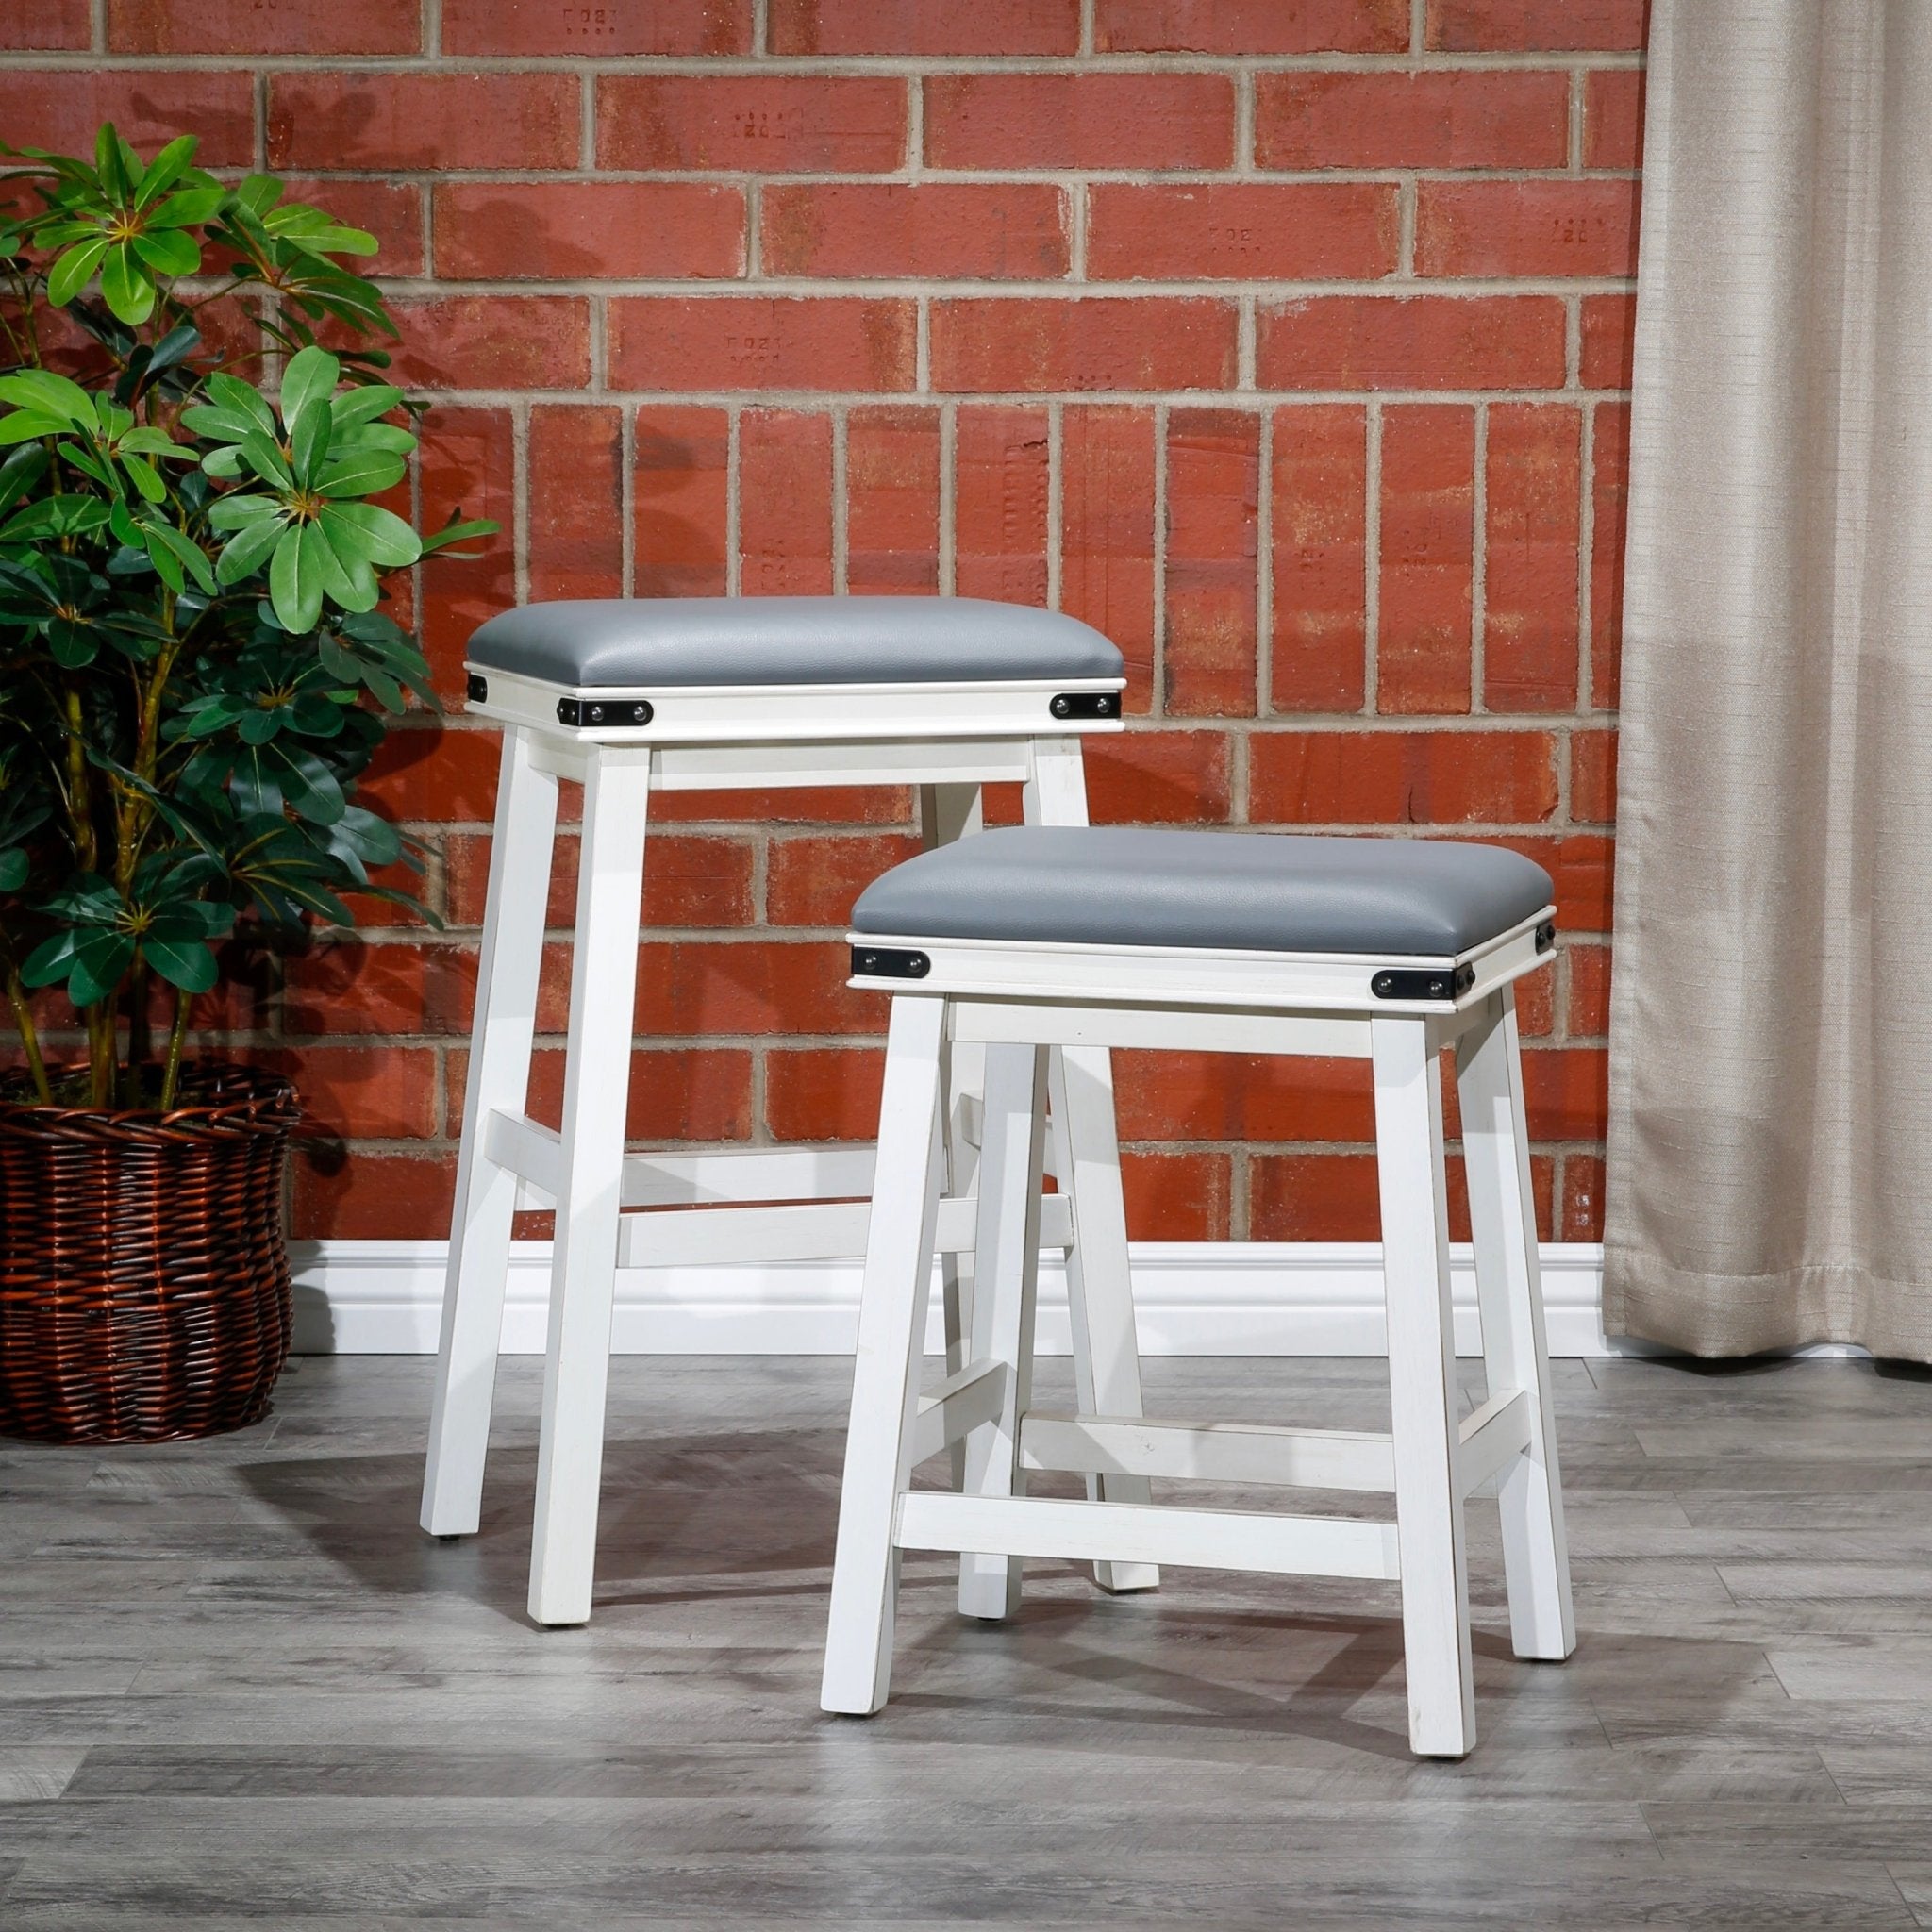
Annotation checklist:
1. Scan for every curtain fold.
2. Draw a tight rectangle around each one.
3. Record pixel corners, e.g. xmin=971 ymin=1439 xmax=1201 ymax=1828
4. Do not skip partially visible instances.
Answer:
xmin=1604 ymin=0 xmax=1932 ymax=1359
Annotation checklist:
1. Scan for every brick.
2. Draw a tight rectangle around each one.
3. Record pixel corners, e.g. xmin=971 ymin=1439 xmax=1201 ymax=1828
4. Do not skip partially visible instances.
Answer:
xmin=1256 ymin=70 xmax=1569 ymax=170
xmin=516 ymin=1046 xmax=754 ymax=1142
xmin=1591 ymin=402 xmax=1628 ymax=708
xmin=1523 ymin=1047 xmax=1607 ymax=1141
xmin=529 ymin=407 xmax=624 ymax=604
xmin=284 ymin=941 xmax=475 ymax=1038
xmin=384 ymin=297 xmax=590 ymax=392
xmin=763 ymin=183 xmax=1067 ymax=281
xmin=1271 ymin=405 xmax=1367 ymax=713
xmin=1514 ymin=958 xmax=1556 ymax=1037
xmin=1560 ymin=1153 xmax=1605 ymax=1241
xmin=955 ymin=407 xmax=1049 ymax=607
xmin=1415 ymin=180 xmax=1640 ymax=279
xmin=445 ymin=829 xmax=754 ymax=928
xmin=293 ymin=1151 xmax=456 ymax=1241
xmin=933 ymin=298 xmax=1237 ymax=396
xmin=1379 ymin=406 xmax=1474 ymax=716
xmin=1259 ymin=297 xmax=1566 ymax=392
xmin=1087 ymin=183 xmax=1398 ymax=283
xmin=1507 ymin=833 xmax=1613 ymax=930
xmin=924 ymin=72 xmax=1233 ymax=171
xmin=1427 ymin=0 xmax=1647 ymax=51
xmin=1061 ymin=406 xmax=1158 ymax=707
xmin=434 ymin=182 xmax=744 ymax=282
xmin=1250 ymin=733 xmax=1558 ymax=824
xmin=596 ymin=75 xmax=906 ymax=173
xmin=637 ymin=940 xmax=884 ymax=1038
xmin=652 ymin=786 xmax=908 ymax=827
xmin=1250 ymin=1153 xmax=1380 ymax=1241
xmin=1164 ymin=408 xmax=1259 ymax=717
xmin=282 ymin=178 xmax=423 ymax=277
xmin=110 ymin=0 xmax=417 ymax=52
xmin=608 ymin=297 xmax=916 ymax=394
xmin=419 ymin=408 xmax=514 ymax=702
xmin=361 ymin=727 xmax=502 ymax=828
xmin=1568 ymin=943 xmax=1611 ymax=1038
xmin=1117 ymin=1052 xmax=1372 ymax=1142
xmin=1586 ymin=69 xmax=1644 ymax=170
xmin=1097 ymin=0 xmax=1407 ymax=54
xmin=0 ymin=71 xmax=254 ymax=167
xmin=768 ymin=834 xmax=925 ymax=927
xmin=268 ymin=72 xmax=578 ymax=172
xmin=766 ymin=1047 xmax=884 ymax=1142
xmin=1121 ymin=1151 xmax=1233 ymax=1241
xmin=3 ymin=0 xmax=87 ymax=46
xmin=1581 ymin=292 xmax=1636 ymax=389
xmin=1085 ymin=729 xmax=1233 ymax=824
xmin=443 ymin=0 xmax=750 ymax=54
xmin=772 ymin=0 xmax=1078 ymax=54
xmin=845 ymin=408 xmax=941 ymax=595
xmin=741 ymin=410 xmax=833 ymax=595
xmin=264 ymin=1045 xmax=439 ymax=1140
xmin=1571 ymin=727 xmax=1618 ymax=824
xmin=1485 ymin=404 xmax=1582 ymax=713
xmin=636 ymin=406 xmax=731 ymax=600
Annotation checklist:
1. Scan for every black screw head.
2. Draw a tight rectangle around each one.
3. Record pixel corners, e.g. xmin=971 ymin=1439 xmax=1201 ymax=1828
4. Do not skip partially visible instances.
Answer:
xmin=1050 ymin=694 xmax=1073 ymax=717
xmin=586 ymin=703 xmax=607 ymax=724
xmin=1372 ymin=972 xmax=1396 ymax=996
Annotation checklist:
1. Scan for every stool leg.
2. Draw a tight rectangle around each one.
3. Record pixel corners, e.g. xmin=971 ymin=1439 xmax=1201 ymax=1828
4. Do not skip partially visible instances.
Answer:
xmin=1025 ymin=735 xmax=1158 ymax=1595
xmin=822 ymin=996 xmax=948 ymax=1716
xmin=1456 ymin=989 xmax=1576 ymax=1662
xmin=922 ymin=781 xmax=985 ymax=1488
xmin=1372 ymin=1016 xmax=1476 ymax=1759
xmin=958 ymin=1042 xmax=1048 ymax=1622
xmin=527 ymin=751 xmax=652 ymax=1627
xmin=423 ymin=729 xmax=558 ymax=1538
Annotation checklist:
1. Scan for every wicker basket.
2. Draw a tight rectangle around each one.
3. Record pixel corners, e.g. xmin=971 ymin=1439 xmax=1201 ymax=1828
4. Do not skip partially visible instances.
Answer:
xmin=0 ymin=1065 xmax=301 ymax=1443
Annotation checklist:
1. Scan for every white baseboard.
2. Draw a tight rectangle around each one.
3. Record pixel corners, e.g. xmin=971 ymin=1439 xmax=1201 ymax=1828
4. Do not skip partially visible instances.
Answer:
xmin=291 ymin=1239 xmax=1633 ymax=1357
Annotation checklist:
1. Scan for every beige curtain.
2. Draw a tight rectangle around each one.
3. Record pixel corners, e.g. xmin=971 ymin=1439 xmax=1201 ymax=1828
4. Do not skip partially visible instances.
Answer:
xmin=1604 ymin=1 xmax=1932 ymax=1359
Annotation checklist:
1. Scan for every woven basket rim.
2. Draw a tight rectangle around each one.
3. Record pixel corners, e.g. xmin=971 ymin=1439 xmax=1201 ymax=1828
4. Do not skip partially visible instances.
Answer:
xmin=0 ymin=1062 xmax=301 ymax=1140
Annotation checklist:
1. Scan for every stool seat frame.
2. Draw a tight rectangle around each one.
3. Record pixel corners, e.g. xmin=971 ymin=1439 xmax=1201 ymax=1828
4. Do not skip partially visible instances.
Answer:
xmin=821 ymin=909 xmax=1574 ymax=1759
xmin=422 ymin=665 xmax=1156 ymax=1628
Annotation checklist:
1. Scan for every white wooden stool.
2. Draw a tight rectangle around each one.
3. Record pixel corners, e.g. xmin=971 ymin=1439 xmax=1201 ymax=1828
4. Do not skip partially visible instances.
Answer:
xmin=420 ymin=596 xmax=1159 ymax=1627
xmin=821 ymin=826 xmax=1575 ymax=1758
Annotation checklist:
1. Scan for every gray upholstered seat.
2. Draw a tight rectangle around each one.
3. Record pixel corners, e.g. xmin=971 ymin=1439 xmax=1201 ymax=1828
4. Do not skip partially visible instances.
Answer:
xmin=468 ymin=596 xmax=1123 ymax=689
xmin=852 ymin=828 xmax=1554 ymax=958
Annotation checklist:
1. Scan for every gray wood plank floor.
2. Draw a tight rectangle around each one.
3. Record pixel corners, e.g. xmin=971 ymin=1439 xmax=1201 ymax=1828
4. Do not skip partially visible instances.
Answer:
xmin=4 ymin=1351 xmax=1932 ymax=1928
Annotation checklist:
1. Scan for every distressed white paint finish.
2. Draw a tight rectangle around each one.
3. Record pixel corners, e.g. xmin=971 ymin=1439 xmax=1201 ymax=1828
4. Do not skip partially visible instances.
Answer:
xmin=1021 ymin=1413 xmax=1399 ymax=1493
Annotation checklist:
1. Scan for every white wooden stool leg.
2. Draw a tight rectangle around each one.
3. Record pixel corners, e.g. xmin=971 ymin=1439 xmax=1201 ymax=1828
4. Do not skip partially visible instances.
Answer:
xmin=527 ymin=750 xmax=652 ymax=1627
xmin=1456 ymin=989 xmax=1576 ymax=1662
xmin=1026 ymin=736 xmax=1158 ymax=1593
xmin=922 ymin=782 xmax=985 ymax=1487
xmin=822 ymin=996 xmax=948 ymax=1715
xmin=957 ymin=1042 xmax=1048 ymax=1622
xmin=1372 ymin=1016 xmax=1476 ymax=1759
xmin=422 ymin=728 xmax=558 ymax=1538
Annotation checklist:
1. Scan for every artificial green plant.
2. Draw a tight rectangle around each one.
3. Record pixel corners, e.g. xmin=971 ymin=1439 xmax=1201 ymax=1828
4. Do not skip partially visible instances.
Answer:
xmin=0 ymin=125 xmax=491 ymax=1108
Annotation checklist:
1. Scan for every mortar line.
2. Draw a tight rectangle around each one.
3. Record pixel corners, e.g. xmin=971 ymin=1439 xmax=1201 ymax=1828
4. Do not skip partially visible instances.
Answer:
xmin=1363 ymin=398 xmax=1383 ymax=716
xmin=724 ymin=403 xmax=742 ymax=596
xmin=1152 ymin=400 xmax=1169 ymax=717
xmin=831 ymin=406 xmax=850 ymax=595
xmin=1256 ymin=405 xmax=1274 ymax=718
xmin=1578 ymin=398 xmax=1598 ymax=714
xmin=1471 ymin=400 xmax=1489 ymax=715
xmin=1046 ymin=399 xmax=1064 ymax=610
xmin=939 ymin=400 xmax=958 ymax=595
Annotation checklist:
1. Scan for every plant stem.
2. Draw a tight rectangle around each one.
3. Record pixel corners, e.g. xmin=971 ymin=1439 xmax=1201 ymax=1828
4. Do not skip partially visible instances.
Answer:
xmin=4 ymin=968 xmax=52 ymax=1106
xmin=85 ymin=1003 xmax=112 ymax=1108
xmin=159 ymin=984 xmax=192 ymax=1111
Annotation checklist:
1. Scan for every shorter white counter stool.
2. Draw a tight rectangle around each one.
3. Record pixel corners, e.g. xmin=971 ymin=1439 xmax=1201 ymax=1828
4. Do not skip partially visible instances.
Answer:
xmin=821 ymin=827 xmax=1574 ymax=1758
xmin=423 ymin=597 xmax=1158 ymax=1629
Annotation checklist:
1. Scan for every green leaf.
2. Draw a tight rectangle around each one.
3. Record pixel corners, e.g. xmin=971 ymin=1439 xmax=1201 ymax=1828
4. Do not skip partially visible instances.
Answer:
xmin=214 ymin=512 xmax=284 ymax=585
xmin=0 ymin=496 xmax=111 ymax=542
xmin=117 ymin=427 xmax=191 ymax=459
xmin=139 ymin=516 xmax=218 ymax=594
xmin=289 ymin=396 xmax=332 ymax=488
xmin=20 ymin=928 xmax=78 ymax=988
xmin=268 ymin=520 xmax=324 ymax=633
xmin=180 ymin=404 xmax=264 ymax=443
xmin=317 ymin=498 xmax=418 ymax=568
xmin=234 ymin=175 xmax=282 ymax=217
xmin=98 ymin=242 xmax=156 ymax=325
xmin=140 ymin=936 xmax=219 ymax=994
xmin=206 ymin=373 xmax=278 ymax=438
xmin=278 ymin=346 xmax=340 ymax=433
xmin=67 ymin=928 xmax=137 ymax=1008
xmin=0 ymin=410 xmax=66 ymax=446
xmin=0 ymin=445 xmax=48 ymax=512
xmin=208 ymin=491 xmax=282 ymax=532
xmin=316 ymin=450 xmax=405 ymax=498
xmin=313 ymin=525 xmax=377 ymax=613
xmin=47 ymin=615 xmax=99 ymax=668
xmin=121 ymin=452 xmax=166 ymax=502
xmin=418 ymin=514 xmax=501 ymax=558
xmin=96 ymin=123 xmax=132 ymax=203
xmin=130 ymin=225 xmax=199 ymax=278
xmin=131 ymin=132 xmax=198 ymax=208
xmin=47 ymin=234 xmax=112 ymax=307
xmin=0 ymin=369 xmax=98 ymax=429
xmin=0 ymin=847 xmax=26 ymax=892
xmin=199 ymin=444 xmax=247 ymax=480
xmin=238 ymin=431 xmax=293 ymax=491
xmin=329 ymin=383 xmax=405 ymax=429
xmin=145 ymin=184 xmax=225 ymax=230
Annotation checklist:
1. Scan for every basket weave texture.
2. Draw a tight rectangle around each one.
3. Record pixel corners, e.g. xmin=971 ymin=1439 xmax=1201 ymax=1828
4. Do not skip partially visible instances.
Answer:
xmin=0 ymin=1065 xmax=301 ymax=1442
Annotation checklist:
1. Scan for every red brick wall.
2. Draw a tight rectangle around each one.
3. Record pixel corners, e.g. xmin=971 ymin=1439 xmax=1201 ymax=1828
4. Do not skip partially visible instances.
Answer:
xmin=2 ymin=0 xmax=1641 ymax=1247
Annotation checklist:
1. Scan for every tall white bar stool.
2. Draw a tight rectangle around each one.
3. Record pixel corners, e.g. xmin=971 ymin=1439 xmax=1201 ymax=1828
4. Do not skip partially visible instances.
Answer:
xmin=420 ymin=597 xmax=1159 ymax=1627
xmin=821 ymin=826 xmax=1575 ymax=1758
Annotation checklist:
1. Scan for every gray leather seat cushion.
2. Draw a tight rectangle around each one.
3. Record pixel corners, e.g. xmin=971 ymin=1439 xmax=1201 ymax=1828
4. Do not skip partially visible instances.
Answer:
xmin=469 ymin=596 xmax=1123 ymax=688
xmin=853 ymin=828 xmax=1555 ymax=957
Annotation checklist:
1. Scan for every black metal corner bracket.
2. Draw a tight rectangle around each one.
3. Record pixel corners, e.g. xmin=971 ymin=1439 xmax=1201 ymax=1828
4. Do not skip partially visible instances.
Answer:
xmin=1536 ymin=920 xmax=1557 ymax=953
xmin=1371 ymin=961 xmax=1476 ymax=1002
xmin=1048 ymin=691 xmax=1122 ymax=721
xmin=557 ymin=697 xmax=655 ymax=728
xmin=466 ymin=673 xmax=488 ymax=704
xmin=851 ymin=945 xmax=931 ymax=981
